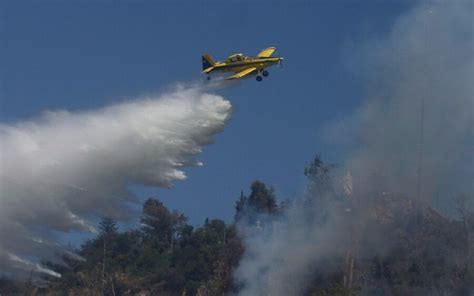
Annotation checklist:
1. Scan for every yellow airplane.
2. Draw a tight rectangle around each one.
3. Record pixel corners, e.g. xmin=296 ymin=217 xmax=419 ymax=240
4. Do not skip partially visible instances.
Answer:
xmin=202 ymin=47 xmax=284 ymax=82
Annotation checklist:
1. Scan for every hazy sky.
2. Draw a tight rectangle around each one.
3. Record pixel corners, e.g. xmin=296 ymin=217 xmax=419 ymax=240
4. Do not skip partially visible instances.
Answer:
xmin=1 ymin=0 xmax=413 ymax=226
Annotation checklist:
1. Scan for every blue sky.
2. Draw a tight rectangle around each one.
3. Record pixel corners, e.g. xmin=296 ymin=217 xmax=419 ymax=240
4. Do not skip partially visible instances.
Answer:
xmin=1 ymin=0 xmax=412 ymax=225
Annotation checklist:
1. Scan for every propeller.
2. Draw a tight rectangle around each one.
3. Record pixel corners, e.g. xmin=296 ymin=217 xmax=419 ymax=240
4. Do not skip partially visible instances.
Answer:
xmin=278 ymin=57 xmax=284 ymax=68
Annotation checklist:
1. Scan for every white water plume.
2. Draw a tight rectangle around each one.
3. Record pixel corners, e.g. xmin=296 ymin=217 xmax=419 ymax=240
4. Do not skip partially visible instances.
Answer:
xmin=0 ymin=84 xmax=232 ymax=277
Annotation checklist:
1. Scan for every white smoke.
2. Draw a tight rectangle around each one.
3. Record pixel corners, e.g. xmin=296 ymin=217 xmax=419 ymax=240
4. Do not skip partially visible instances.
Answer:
xmin=339 ymin=1 xmax=474 ymax=203
xmin=235 ymin=203 xmax=350 ymax=296
xmin=0 ymin=84 xmax=232 ymax=277
xmin=235 ymin=1 xmax=473 ymax=295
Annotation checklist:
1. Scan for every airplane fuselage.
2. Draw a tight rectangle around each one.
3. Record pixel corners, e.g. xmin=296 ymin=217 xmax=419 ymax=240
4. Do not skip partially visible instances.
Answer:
xmin=202 ymin=48 xmax=283 ymax=81
xmin=210 ymin=57 xmax=281 ymax=74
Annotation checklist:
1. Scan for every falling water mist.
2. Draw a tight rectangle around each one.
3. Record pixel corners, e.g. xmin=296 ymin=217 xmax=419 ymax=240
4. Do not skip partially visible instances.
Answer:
xmin=0 ymin=84 xmax=232 ymax=278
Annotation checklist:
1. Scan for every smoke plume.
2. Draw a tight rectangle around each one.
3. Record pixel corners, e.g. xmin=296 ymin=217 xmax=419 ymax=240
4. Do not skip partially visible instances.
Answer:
xmin=235 ymin=2 xmax=473 ymax=295
xmin=0 ymin=85 xmax=232 ymax=278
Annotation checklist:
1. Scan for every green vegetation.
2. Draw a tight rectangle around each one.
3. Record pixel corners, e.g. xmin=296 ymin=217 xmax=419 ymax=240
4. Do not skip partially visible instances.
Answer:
xmin=1 ymin=158 xmax=472 ymax=295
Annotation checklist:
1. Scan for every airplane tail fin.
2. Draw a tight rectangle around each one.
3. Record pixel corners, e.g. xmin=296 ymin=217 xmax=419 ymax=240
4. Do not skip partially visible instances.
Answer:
xmin=202 ymin=54 xmax=215 ymax=71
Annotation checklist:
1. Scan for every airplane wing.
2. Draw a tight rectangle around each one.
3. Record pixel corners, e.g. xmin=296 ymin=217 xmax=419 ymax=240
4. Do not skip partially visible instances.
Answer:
xmin=257 ymin=47 xmax=276 ymax=58
xmin=227 ymin=67 xmax=258 ymax=80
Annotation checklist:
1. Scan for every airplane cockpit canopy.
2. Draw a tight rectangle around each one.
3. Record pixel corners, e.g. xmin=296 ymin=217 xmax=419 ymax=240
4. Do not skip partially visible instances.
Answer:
xmin=226 ymin=53 xmax=246 ymax=63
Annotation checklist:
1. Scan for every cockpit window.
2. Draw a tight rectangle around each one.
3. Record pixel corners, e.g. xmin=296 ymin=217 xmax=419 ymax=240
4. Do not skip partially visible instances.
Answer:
xmin=228 ymin=55 xmax=244 ymax=63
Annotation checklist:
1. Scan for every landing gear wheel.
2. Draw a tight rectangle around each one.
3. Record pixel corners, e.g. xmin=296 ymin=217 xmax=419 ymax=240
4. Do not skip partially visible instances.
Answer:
xmin=262 ymin=70 xmax=269 ymax=77
xmin=207 ymin=76 xmax=211 ymax=80
xmin=256 ymin=75 xmax=263 ymax=82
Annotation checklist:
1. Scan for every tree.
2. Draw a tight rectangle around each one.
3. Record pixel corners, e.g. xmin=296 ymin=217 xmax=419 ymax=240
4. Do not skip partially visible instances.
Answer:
xmin=97 ymin=217 xmax=119 ymax=296
xmin=304 ymin=154 xmax=336 ymax=199
xmin=99 ymin=217 xmax=118 ymax=239
xmin=247 ymin=181 xmax=278 ymax=214
xmin=234 ymin=191 xmax=248 ymax=222
xmin=141 ymin=198 xmax=187 ymax=251
xmin=235 ymin=181 xmax=278 ymax=224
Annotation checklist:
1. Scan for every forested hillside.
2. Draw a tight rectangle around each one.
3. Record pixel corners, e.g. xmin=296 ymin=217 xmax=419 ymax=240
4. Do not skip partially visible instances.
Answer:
xmin=1 ymin=158 xmax=473 ymax=296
